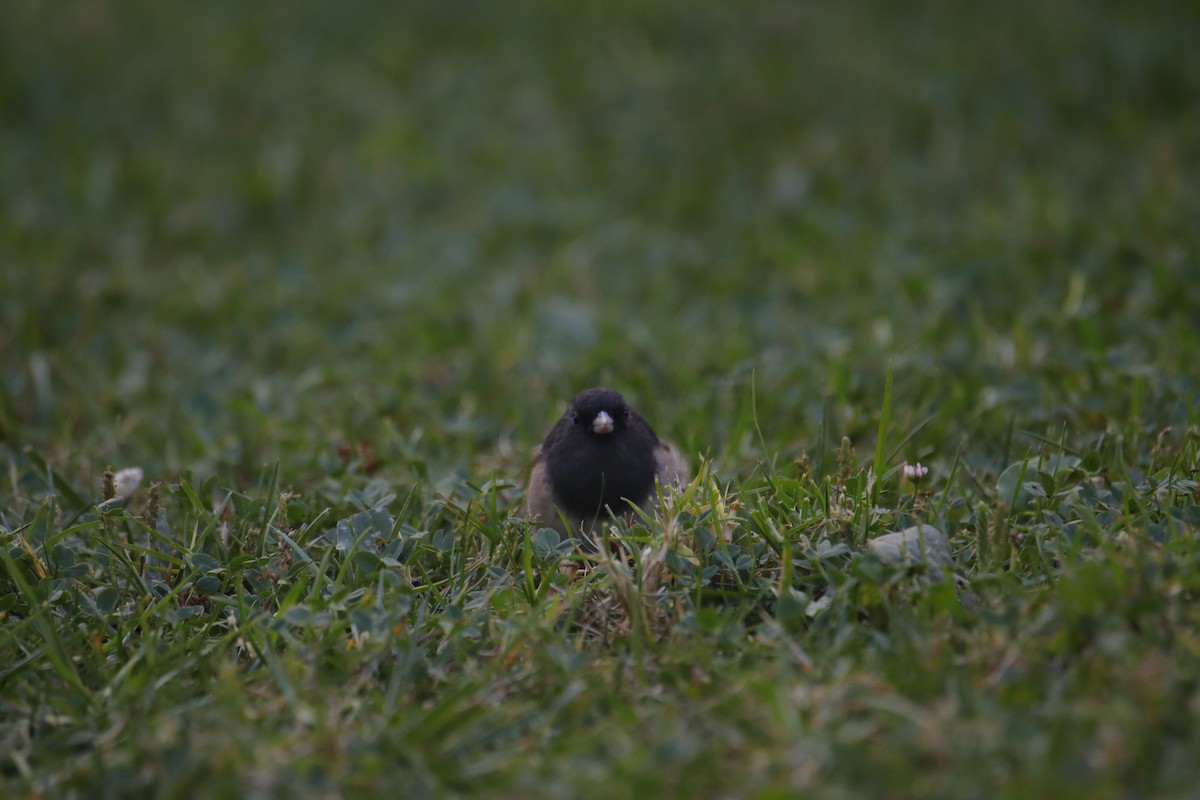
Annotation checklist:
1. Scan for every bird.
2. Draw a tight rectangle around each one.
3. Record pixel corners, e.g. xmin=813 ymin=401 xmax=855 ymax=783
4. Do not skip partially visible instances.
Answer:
xmin=526 ymin=387 xmax=689 ymax=548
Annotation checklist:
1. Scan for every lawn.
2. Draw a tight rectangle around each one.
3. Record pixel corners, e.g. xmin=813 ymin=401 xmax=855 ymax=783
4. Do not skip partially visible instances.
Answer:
xmin=3 ymin=1 xmax=1200 ymax=797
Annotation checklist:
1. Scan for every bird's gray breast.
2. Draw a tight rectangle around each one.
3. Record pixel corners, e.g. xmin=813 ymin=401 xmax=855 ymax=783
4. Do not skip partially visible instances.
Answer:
xmin=547 ymin=438 xmax=657 ymax=519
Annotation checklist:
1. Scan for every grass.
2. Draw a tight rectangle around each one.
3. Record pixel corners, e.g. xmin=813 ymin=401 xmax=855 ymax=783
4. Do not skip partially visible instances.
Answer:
xmin=2 ymin=0 xmax=1200 ymax=797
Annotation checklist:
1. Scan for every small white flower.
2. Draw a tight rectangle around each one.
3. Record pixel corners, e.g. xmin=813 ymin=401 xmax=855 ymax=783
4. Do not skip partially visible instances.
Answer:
xmin=902 ymin=462 xmax=929 ymax=480
xmin=113 ymin=467 xmax=144 ymax=499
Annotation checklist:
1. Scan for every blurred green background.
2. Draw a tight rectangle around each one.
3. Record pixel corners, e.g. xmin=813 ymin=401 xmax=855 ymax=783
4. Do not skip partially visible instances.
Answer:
xmin=2 ymin=0 xmax=1198 ymax=488
xmin=4 ymin=2 xmax=1200 ymax=797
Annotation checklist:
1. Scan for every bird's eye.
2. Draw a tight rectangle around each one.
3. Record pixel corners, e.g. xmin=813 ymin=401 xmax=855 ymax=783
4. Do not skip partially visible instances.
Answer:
xmin=571 ymin=412 xmax=580 ymax=424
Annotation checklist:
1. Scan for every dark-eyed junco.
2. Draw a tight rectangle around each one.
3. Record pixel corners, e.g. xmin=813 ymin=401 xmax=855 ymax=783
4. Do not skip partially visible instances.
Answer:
xmin=527 ymin=387 xmax=689 ymax=546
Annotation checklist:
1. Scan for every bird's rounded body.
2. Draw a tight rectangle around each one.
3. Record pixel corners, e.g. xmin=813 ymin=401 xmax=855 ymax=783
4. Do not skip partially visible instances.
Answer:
xmin=527 ymin=387 xmax=688 ymax=546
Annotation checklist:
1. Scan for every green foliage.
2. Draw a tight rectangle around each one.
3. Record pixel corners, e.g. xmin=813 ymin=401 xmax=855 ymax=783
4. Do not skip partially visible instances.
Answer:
xmin=3 ymin=0 xmax=1200 ymax=797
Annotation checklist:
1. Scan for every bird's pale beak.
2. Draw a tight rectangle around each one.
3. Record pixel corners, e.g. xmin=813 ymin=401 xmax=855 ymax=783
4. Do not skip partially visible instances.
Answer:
xmin=592 ymin=410 xmax=615 ymax=434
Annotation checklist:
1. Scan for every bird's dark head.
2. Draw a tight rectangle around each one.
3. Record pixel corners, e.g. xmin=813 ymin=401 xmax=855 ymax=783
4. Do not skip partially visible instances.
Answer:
xmin=567 ymin=387 xmax=631 ymax=437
